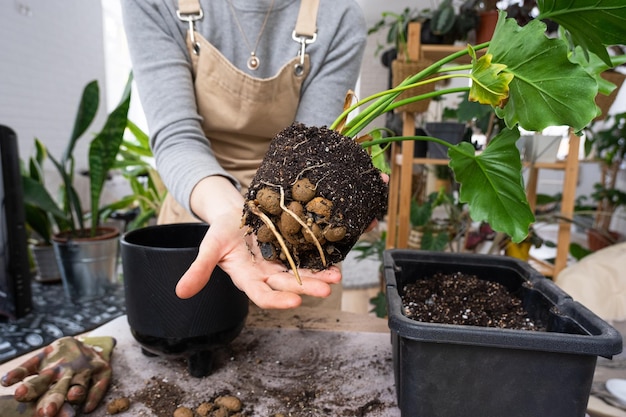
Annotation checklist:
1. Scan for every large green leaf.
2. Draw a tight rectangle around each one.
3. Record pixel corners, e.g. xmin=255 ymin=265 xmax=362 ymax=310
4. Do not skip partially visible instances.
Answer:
xmin=537 ymin=0 xmax=626 ymax=66
xmin=449 ymin=128 xmax=533 ymax=243
xmin=487 ymin=14 xmax=598 ymax=132
xmin=65 ymin=80 xmax=99 ymax=163
xmin=89 ymin=75 xmax=132 ymax=233
xmin=22 ymin=177 xmax=66 ymax=218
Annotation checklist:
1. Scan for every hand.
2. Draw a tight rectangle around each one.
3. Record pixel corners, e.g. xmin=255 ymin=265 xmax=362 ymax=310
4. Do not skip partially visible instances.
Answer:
xmin=1 ymin=336 xmax=116 ymax=417
xmin=176 ymin=207 xmax=341 ymax=309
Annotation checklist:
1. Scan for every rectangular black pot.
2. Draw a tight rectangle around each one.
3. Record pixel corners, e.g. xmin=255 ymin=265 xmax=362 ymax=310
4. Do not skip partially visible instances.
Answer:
xmin=383 ymin=250 xmax=623 ymax=417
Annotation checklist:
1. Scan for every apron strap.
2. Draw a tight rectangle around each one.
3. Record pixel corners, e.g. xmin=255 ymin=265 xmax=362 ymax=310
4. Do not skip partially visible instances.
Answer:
xmin=177 ymin=0 xmax=319 ymax=73
xmin=294 ymin=0 xmax=319 ymax=38
xmin=177 ymin=0 xmax=203 ymax=54
xmin=178 ymin=0 xmax=201 ymax=15
xmin=292 ymin=0 xmax=319 ymax=76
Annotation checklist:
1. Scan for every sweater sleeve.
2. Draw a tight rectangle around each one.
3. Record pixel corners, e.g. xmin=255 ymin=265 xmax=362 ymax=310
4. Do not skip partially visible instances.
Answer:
xmin=121 ymin=0 xmax=239 ymax=215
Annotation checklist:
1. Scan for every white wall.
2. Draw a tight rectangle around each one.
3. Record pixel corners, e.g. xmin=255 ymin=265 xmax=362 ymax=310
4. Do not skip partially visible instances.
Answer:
xmin=0 ymin=0 xmax=108 ymax=171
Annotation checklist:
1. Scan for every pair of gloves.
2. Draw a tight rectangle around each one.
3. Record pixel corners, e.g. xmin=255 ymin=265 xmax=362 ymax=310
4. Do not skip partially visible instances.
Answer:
xmin=0 ymin=336 xmax=115 ymax=417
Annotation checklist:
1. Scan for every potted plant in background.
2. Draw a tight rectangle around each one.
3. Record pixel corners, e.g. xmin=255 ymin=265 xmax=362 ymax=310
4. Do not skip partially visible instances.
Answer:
xmin=21 ymin=138 xmax=68 ymax=283
xmin=408 ymin=188 xmax=466 ymax=252
xmin=108 ymin=119 xmax=167 ymax=231
xmin=584 ymin=111 xmax=626 ymax=250
xmin=25 ymin=76 xmax=132 ymax=301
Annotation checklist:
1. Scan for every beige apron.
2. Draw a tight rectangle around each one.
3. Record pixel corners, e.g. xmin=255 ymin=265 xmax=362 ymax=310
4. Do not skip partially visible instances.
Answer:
xmin=165 ymin=0 xmax=341 ymax=308
xmin=161 ymin=0 xmax=318 ymax=224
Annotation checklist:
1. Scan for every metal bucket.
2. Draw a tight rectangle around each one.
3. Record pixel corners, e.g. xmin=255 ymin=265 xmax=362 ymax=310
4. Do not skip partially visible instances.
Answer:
xmin=52 ymin=227 xmax=120 ymax=301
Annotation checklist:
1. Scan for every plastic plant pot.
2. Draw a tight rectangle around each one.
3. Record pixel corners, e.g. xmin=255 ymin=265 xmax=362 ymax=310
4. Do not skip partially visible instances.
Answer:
xmin=383 ymin=250 xmax=623 ymax=417
xmin=120 ymin=223 xmax=249 ymax=377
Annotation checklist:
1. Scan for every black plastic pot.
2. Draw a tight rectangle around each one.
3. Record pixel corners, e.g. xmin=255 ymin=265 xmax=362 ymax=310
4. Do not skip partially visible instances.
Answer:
xmin=384 ymin=250 xmax=623 ymax=417
xmin=121 ymin=223 xmax=249 ymax=377
xmin=424 ymin=122 xmax=467 ymax=159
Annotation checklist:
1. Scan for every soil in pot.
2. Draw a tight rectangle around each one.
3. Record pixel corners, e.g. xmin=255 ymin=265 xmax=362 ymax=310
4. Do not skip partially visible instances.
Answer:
xmin=243 ymin=123 xmax=388 ymax=273
xmin=401 ymin=271 xmax=546 ymax=331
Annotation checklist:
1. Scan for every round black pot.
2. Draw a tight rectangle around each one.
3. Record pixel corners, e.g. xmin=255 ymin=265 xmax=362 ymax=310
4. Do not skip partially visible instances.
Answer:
xmin=120 ymin=223 xmax=249 ymax=377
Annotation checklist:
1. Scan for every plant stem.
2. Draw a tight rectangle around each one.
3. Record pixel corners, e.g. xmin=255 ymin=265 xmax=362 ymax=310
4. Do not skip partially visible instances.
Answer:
xmin=331 ymin=43 xmax=489 ymax=138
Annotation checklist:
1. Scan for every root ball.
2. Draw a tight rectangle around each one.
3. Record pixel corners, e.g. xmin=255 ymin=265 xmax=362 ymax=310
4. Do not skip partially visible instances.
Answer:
xmin=243 ymin=123 xmax=388 ymax=270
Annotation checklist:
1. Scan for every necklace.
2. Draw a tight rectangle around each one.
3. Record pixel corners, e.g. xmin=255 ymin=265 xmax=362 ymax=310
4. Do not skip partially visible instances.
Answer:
xmin=227 ymin=0 xmax=275 ymax=70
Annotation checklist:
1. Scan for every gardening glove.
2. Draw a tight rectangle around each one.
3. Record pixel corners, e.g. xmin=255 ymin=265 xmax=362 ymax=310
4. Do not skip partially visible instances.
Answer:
xmin=0 ymin=395 xmax=75 ymax=417
xmin=1 ymin=336 xmax=116 ymax=417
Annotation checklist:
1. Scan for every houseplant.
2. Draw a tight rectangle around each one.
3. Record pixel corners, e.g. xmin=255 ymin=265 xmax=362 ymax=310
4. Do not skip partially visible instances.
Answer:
xmin=408 ymin=188 xmax=466 ymax=251
xmin=584 ymin=111 xmax=626 ymax=250
xmin=21 ymin=138 xmax=67 ymax=282
xmin=348 ymin=4 xmax=626 ymax=243
xmin=109 ymin=119 xmax=167 ymax=231
xmin=243 ymin=4 xmax=626 ymax=276
xmin=27 ymin=76 xmax=132 ymax=300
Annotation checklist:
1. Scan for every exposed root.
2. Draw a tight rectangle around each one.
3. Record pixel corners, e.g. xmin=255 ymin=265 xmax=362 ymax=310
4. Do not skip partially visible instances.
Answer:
xmin=278 ymin=186 xmax=327 ymax=267
xmin=292 ymin=163 xmax=329 ymax=184
xmin=246 ymin=201 xmax=302 ymax=285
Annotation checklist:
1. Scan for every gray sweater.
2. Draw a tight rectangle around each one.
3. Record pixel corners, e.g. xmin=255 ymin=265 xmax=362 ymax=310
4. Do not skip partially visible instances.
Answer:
xmin=121 ymin=0 xmax=367 ymax=213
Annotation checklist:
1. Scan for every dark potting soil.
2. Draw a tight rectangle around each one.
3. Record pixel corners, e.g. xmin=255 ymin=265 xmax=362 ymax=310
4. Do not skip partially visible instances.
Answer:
xmin=243 ymin=123 xmax=388 ymax=270
xmin=401 ymin=271 xmax=545 ymax=331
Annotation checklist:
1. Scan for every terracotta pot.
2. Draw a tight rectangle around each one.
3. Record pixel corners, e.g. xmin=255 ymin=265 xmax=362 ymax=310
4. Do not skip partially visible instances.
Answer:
xmin=587 ymin=228 xmax=621 ymax=252
xmin=476 ymin=10 xmax=499 ymax=44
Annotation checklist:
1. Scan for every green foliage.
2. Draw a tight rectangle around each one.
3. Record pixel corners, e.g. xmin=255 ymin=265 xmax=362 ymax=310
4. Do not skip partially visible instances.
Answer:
xmin=369 ymin=291 xmax=387 ymax=318
xmin=410 ymin=189 xmax=463 ymax=251
xmin=352 ymin=231 xmax=387 ymax=265
xmin=332 ymin=2 xmax=626 ymax=243
xmin=585 ymin=111 xmax=626 ymax=168
xmin=24 ymin=76 xmax=133 ymax=238
xmin=110 ymin=120 xmax=166 ymax=230
xmin=21 ymin=139 xmax=68 ymax=244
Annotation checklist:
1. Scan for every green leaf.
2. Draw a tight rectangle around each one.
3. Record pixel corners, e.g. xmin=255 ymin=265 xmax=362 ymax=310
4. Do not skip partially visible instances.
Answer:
xmin=22 ymin=177 xmax=66 ymax=218
xmin=469 ymin=51 xmax=514 ymax=107
xmin=65 ymin=80 xmax=99 ymax=163
xmin=488 ymin=13 xmax=599 ymax=132
xmin=569 ymin=242 xmax=593 ymax=261
xmin=537 ymin=0 xmax=626 ymax=66
xmin=89 ymin=75 xmax=132 ymax=233
xmin=24 ymin=204 xmax=52 ymax=243
xmin=449 ymin=128 xmax=534 ymax=243
xmin=126 ymin=119 xmax=150 ymax=150
xmin=421 ymin=230 xmax=449 ymax=251
xmin=369 ymin=291 xmax=387 ymax=318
